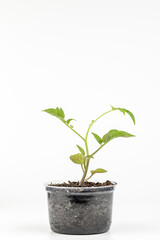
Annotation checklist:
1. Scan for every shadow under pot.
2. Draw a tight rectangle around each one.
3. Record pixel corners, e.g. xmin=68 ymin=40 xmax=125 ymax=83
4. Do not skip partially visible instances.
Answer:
xmin=45 ymin=181 xmax=117 ymax=235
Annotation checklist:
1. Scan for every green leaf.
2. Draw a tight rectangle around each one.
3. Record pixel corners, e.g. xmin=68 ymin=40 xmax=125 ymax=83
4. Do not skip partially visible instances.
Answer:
xmin=124 ymin=109 xmax=136 ymax=124
xmin=66 ymin=118 xmax=76 ymax=124
xmin=92 ymin=132 xmax=103 ymax=144
xmin=91 ymin=168 xmax=107 ymax=174
xmin=76 ymin=145 xmax=85 ymax=156
xmin=69 ymin=153 xmax=84 ymax=164
xmin=111 ymin=106 xmax=135 ymax=124
xmin=43 ymin=107 xmax=65 ymax=122
xmin=102 ymin=129 xmax=135 ymax=144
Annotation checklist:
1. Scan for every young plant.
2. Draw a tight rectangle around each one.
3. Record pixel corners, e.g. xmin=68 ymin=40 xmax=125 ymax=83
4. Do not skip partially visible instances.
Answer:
xmin=43 ymin=106 xmax=135 ymax=185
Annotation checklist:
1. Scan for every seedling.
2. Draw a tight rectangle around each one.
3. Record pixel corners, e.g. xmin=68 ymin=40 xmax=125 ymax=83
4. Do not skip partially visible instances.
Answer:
xmin=43 ymin=106 xmax=135 ymax=185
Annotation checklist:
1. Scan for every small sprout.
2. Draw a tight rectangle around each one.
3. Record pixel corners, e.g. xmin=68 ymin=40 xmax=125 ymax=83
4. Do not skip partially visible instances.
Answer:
xmin=43 ymin=105 xmax=135 ymax=185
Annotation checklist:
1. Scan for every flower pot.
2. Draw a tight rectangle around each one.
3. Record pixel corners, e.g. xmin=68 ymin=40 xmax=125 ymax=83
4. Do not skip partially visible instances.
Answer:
xmin=45 ymin=181 xmax=117 ymax=235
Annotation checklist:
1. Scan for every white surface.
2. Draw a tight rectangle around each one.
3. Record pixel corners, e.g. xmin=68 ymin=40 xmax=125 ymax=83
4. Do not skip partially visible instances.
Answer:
xmin=0 ymin=0 xmax=160 ymax=239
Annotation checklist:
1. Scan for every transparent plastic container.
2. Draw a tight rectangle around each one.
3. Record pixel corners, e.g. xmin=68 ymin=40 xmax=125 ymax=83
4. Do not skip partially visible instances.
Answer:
xmin=45 ymin=180 xmax=117 ymax=235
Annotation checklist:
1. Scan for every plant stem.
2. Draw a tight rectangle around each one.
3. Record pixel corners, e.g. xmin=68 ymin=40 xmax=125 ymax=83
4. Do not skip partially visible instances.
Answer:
xmin=85 ymin=173 xmax=93 ymax=181
xmin=80 ymin=144 xmax=106 ymax=184
xmin=64 ymin=123 xmax=85 ymax=141
xmin=94 ymin=109 xmax=113 ymax=123
xmin=81 ymin=163 xmax=84 ymax=173
xmin=79 ymin=109 xmax=114 ymax=185
xmin=85 ymin=109 xmax=113 ymax=139
xmin=90 ymin=144 xmax=105 ymax=157
xmin=79 ymin=138 xmax=89 ymax=184
xmin=64 ymin=122 xmax=87 ymax=177
xmin=80 ymin=159 xmax=88 ymax=184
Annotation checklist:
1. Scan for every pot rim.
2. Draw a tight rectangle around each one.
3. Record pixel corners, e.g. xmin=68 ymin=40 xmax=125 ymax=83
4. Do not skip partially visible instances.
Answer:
xmin=45 ymin=180 xmax=117 ymax=193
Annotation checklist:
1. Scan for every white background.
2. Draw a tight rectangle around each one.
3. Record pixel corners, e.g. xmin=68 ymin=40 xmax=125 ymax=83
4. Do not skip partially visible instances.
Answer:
xmin=0 ymin=0 xmax=160 ymax=239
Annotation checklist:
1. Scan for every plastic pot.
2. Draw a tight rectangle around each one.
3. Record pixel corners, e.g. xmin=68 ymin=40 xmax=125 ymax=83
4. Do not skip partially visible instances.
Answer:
xmin=45 ymin=181 xmax=117 ymax=235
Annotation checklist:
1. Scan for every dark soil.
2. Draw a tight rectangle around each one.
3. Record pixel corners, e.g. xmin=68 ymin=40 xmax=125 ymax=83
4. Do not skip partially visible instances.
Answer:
xmin=49 ymin=180 xmax=114 ymax=187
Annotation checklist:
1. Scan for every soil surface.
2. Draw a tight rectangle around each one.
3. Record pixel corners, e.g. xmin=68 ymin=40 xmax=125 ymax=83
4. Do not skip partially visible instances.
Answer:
xmin=49 ymin=180 xmax=114 ymax=187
